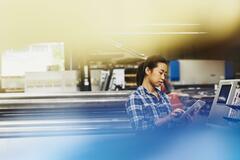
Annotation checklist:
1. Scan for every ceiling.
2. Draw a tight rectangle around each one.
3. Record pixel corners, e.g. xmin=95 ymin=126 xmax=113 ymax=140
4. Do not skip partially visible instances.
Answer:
xmin=1 ymin=0 xmax=240 ymax=67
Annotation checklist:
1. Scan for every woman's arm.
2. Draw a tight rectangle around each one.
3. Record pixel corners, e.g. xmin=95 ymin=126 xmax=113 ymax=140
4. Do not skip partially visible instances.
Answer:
xmin=126 ymin=94 xmax=156 ymax=131
xmin=126 ymin=96 xmax=146 ymax=131
xmin=154 ymin=114 xmax=172 ymax=127
xmin=155 ymin=108 xmax=185 ymax=127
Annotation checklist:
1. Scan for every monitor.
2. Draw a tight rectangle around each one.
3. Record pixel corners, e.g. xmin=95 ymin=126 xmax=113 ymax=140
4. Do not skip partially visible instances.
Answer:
xmin=207 ymin=79 xmax=240 ymax=127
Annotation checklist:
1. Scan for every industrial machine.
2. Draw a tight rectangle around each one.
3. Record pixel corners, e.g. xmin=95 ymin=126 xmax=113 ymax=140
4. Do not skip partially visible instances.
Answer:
xmin=0 ymin=91 xmax=133 ymax=138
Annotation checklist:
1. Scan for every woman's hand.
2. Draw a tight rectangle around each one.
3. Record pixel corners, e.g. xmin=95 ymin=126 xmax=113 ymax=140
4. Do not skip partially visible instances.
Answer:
xmin=171 ymin=108 xmax=193 ymax=123
xmin=170 ymin=108 xmax=185 ymax=119
xmin=155 ymin=108 xmax=187 ymax=127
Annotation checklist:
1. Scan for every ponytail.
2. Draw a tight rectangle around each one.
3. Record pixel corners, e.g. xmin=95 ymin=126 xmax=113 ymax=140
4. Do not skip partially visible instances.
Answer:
xmin=136 ymin=62 xmax=145 ymax=86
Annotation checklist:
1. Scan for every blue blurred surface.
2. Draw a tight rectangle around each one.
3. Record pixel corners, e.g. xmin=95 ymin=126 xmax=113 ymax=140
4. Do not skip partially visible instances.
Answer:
xmin=1 ymin=128 xmax=240 ymax=160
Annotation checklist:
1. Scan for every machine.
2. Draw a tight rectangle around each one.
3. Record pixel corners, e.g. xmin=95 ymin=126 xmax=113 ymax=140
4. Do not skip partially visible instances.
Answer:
xmin=208 ymin=79 xmax=240 ymax=127
xmin=0 ymin=91 xmax=133 ymax=138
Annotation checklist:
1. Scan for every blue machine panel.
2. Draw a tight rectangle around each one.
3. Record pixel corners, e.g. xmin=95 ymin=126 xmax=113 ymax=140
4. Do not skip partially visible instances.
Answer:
xmin=169 ymin=60 xmax=180 ymax=81
xmin=225 ymin=61 xmax=234 ymax=79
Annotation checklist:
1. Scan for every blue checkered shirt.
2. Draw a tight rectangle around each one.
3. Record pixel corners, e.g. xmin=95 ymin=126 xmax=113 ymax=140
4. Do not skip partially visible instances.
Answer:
xmin=125 ymin=86 xmax=172 ymax=131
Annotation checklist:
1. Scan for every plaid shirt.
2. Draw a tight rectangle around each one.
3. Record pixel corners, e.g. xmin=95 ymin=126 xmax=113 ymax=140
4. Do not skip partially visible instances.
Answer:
xmin=125 ymin=86 xmax=172 ymax=131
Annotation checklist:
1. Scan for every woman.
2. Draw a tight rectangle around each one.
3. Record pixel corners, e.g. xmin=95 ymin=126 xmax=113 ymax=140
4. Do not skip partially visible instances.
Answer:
xmin=125 ymin=55 xmax=185 ymax=132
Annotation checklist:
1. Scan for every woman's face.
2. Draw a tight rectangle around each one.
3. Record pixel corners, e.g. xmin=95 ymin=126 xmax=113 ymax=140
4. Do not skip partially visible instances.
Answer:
xmin=146 ymin=62 xmax=168 ymax=87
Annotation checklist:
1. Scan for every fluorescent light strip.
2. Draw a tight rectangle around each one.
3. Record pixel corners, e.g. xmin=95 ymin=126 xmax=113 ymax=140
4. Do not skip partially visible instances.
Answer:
xmin=111 ymin=32 xmax=208 ymax=35
xmin=133 ymin=23 xmax=201 ymax=26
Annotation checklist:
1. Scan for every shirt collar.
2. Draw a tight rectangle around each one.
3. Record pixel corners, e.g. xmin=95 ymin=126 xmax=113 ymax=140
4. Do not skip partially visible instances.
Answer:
xmin=137 ymin=86 xmax=163 ymax=96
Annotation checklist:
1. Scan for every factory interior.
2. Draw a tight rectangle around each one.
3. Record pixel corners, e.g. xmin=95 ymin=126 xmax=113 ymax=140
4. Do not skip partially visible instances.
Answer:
xmin=0 ymin=1 xmax=240 ymax=160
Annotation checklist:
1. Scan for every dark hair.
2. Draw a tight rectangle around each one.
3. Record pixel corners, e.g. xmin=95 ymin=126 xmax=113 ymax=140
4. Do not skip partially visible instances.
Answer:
xmin=136 ymin=55 xmax=168 ymax=86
